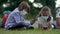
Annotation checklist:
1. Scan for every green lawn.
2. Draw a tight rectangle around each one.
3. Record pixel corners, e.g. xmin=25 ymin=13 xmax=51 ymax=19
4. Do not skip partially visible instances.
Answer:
xmin=0 ymin=28 xmax=60 ymax=34
xmin=0 ymin=18 xmax=60 ymax=34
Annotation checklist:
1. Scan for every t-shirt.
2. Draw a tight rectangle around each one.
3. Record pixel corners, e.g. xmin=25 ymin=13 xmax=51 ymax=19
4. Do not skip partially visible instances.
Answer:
xmin=37 ymin=16 xmax=53 ymax=27
xmin=5 ymin=8 xmax=25 ymax=29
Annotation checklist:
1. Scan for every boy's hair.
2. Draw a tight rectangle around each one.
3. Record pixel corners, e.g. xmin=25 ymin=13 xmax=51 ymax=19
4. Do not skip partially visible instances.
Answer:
xmin=19 ymin=1 xmax=30 ymax=13
xmin=37 ymin=6 xmax=52 ymax=17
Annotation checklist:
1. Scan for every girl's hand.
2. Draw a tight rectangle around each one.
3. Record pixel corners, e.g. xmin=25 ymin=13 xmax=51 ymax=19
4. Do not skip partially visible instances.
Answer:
xmin=47 ymin=16 xmax=51 ymax=22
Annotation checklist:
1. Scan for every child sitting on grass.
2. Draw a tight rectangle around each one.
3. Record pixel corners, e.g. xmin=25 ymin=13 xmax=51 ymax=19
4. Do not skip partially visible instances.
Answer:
xmin=0 ymin=10 xmax=11 ymax=28
xmin=37 ymin=6 xmax=53 ymax=30
xmin=24 ymin=19 xmax=35 ymax=29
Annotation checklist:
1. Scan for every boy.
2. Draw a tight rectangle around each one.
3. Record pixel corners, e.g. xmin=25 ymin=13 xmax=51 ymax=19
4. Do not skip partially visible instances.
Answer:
xmin=5 ymin=1 xmax=30 ymax=30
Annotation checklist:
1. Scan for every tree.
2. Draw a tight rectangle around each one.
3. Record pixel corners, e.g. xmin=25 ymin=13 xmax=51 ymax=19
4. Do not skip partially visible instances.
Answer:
xmin=0 ymin=0 xmax=56 ymax=20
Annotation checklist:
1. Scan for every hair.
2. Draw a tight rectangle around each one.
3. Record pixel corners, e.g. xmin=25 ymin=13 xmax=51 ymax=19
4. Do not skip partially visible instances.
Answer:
xmin=37 ymin=6 xmax=52 ymax=17
xmin=18 ymin=1 xmax=30 ymax=13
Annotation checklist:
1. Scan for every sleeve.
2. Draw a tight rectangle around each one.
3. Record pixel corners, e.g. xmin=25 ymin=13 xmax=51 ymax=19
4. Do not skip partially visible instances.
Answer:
xmin=50 ymin=16 xmax=53 ymax=24
xmin=24 ymin=21 xmax=30 ymax=25
xmin=13 ymin=12 xmax=24 ymax=23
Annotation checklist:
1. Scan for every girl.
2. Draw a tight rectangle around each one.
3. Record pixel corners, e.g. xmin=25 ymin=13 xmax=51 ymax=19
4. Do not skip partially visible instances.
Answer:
xmin=37 ymin=6 xmax=53 ymax=30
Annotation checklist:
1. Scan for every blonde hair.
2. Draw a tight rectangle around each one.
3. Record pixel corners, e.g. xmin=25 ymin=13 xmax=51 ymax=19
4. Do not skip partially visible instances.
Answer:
xmin=37 ymin=6 xmax=52 ymax=17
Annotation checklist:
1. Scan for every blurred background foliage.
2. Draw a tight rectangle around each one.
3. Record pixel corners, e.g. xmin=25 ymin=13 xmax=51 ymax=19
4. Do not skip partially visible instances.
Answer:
xmin=0 ymin=0 xmax=56 ymax=20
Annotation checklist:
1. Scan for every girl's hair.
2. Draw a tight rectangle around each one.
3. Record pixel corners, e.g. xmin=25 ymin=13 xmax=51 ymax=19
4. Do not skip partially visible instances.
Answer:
xmin=37 ymin=6 xmax=52 ymax=17
xmin=19 ymin=1 xmax=30 ymax=13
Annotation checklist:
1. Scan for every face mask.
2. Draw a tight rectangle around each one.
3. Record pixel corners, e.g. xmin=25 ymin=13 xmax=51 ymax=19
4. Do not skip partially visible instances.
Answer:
xmin=42 ymin=16 xmax=48 ymax=20
xmin=21 ymin=9 xmax=27 ymax=16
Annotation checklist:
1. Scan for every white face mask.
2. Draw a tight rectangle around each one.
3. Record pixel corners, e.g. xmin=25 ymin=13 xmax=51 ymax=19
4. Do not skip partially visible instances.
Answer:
xmin=42 ymin=16 xmax=48 ymax=20
xmin=21 ymin=9 xmax=27 ymax=16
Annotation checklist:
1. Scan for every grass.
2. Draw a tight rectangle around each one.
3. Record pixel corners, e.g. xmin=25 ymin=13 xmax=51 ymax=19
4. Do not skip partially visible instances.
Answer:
xmin=0 ymin=17 xmax=3 ymax=22
xmin=0 ymin=28 xmax=60 ymax=34
xmin=0 ymin=18 xmax=60 ymax=34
